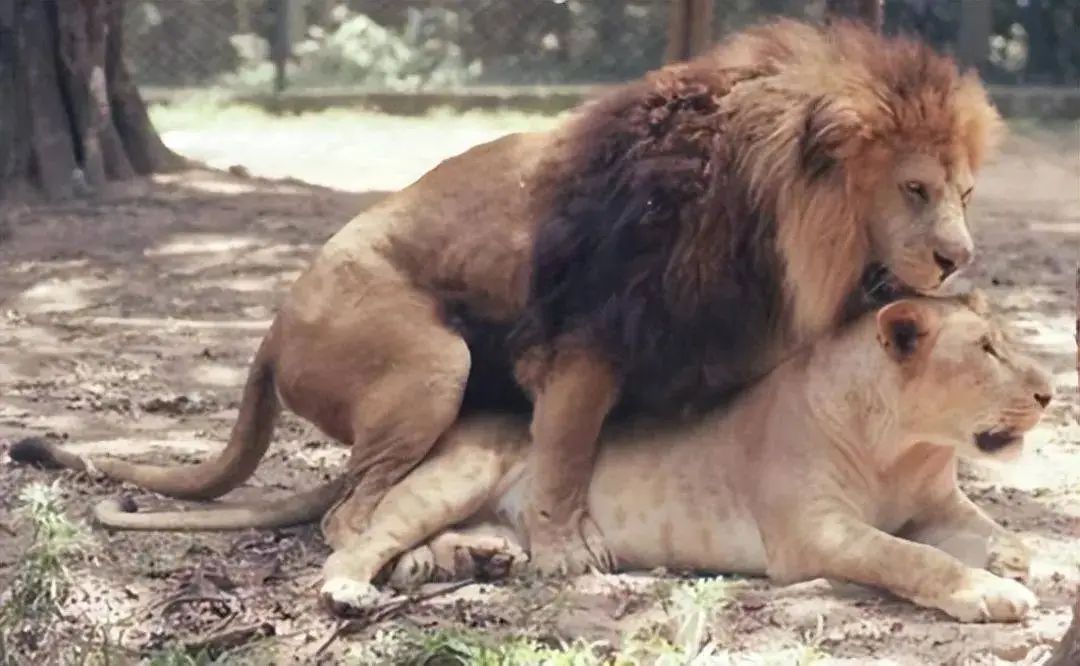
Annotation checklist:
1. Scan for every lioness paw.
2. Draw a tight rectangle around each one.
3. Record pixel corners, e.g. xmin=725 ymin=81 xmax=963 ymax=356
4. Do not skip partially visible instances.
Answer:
xmin=938 ymin=570 xmax=1038 ymax=623
xmin=388 ymin=546 xmax=441 ymax=589
xmin=320 ymin=577 xmax=384 ymax=616
xmin=456 ymin=536 xmax=529 ymax=581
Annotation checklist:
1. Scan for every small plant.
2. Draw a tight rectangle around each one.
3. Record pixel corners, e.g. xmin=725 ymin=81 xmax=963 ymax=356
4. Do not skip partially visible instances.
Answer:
xmin=1 ymin=482 xmax=86 ymax=619
xmin=0 ymin=482 xmax=88 ymax=663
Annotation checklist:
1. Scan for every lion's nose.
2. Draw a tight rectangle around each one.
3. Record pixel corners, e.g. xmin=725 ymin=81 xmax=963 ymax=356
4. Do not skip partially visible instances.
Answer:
xmin=1034 ymin=392 xmax=1052 ymax=408
xmin=932 ymin=245 xmax=972 ymax=280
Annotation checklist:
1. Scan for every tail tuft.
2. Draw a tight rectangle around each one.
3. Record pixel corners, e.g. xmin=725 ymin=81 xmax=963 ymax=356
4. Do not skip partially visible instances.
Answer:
xmin=8 ymin=437 xmax=63 ymax=469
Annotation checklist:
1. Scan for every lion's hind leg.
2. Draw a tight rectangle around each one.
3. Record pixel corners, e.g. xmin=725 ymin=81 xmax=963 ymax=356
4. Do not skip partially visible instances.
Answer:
xmin=320 ymin=419 xmax=519 ymax=613
xmin=388 ymin=523 xmax=528 ymax=590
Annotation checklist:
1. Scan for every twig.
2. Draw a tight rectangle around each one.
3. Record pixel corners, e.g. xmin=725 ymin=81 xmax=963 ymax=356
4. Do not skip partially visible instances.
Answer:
xmin=184 ymin=621 xmax=275 ymax=653
xmin=313 ymin=580 xmax=474 ymax=657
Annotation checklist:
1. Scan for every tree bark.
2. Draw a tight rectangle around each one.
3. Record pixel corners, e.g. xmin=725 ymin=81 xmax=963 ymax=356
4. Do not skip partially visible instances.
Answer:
xmin=0 ymin=0 xmax=183 ymax=202
xmin=825 ymin=0 xmax=883 ymax=31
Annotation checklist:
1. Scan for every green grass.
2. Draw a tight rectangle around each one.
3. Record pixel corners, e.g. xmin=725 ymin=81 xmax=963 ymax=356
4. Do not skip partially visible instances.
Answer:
xmin=1 ymin=482 xmax=86 ymax=621
xmin=0 ymin=482 xmax=88 ymax=663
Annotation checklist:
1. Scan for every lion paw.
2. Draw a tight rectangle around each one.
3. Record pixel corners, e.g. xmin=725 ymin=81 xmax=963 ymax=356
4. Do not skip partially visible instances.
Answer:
xmin=320 ymin=577 xmax=385 ymax=616
xmin=937 ymin=570 xmax=1038 ymax=623
xmin=528 ymin=512 xmax=614 ymax=577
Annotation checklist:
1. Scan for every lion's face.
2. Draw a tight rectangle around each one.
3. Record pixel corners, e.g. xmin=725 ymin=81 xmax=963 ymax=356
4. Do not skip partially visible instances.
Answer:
xmin=875 ymin=295 xmax=1053 ymax=460
xmin=867 ymin=152 xmax=977 ymax=295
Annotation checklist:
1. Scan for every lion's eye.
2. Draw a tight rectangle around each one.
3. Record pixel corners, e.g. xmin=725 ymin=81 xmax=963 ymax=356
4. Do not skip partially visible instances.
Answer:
xmin=980 ymin=337 xmax=999 ymax=358
xmin=961 ymin=187 xmax=974 ymax=206
xmin=902 ymin=180 xmax=928 ymax=202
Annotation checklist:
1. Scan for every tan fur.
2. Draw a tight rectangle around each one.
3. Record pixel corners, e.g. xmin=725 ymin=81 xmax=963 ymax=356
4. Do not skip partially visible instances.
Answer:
xmin=13 ymin=20 xmax=1005 ymax=613
xmin=317 ymin=296 xmax=1053 ymax=622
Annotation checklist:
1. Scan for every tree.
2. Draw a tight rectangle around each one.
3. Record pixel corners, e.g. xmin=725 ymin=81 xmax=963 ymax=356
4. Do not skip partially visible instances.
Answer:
xmin=0 ymin=0 xmax=183 ymax=202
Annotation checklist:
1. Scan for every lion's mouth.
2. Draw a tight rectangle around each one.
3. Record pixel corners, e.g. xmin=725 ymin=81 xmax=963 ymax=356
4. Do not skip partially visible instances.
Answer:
xmin=974 ymin=429 xmax=1023 ymax=453
xmin=859 ymin=263 xmax=917 ymax=306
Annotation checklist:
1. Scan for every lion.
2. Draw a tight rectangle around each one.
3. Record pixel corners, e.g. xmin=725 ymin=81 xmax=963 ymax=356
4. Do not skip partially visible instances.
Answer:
xmin=94 ymin=294 xmax=1050 ymax=622
xmin=10 ymin=19 xmax=1004 ymax=612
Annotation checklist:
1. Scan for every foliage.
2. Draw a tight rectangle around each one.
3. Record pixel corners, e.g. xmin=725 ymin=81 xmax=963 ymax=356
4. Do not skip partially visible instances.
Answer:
xmin=0 ymin=482 xmax=87 ymax=663
xmin=122 ymin=1 xmax=1080 ymax=90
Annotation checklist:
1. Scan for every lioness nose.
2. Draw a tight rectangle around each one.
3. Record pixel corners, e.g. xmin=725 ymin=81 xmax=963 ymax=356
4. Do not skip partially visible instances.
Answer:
xmin=1034 ymin=392 xmax=1052 ymax=408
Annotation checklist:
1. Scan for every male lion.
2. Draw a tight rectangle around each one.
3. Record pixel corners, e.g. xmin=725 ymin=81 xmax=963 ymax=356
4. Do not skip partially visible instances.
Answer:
xmin=99 ymin=295 xmax=1046 ymax=621
xmin=12 ymin=19 xmax=1004 ymax=611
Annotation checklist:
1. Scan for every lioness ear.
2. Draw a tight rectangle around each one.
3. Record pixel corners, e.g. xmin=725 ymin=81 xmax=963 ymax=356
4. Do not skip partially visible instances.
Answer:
xmin=800 ymin=96 xmax=869 ymax=179
xmin=876 ymin=300 xmax=938 ymax=362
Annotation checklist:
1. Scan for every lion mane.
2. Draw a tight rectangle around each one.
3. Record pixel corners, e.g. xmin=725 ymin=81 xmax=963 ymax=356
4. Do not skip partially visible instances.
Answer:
xmin=511 ymin=18 xmax=1002 ymax=415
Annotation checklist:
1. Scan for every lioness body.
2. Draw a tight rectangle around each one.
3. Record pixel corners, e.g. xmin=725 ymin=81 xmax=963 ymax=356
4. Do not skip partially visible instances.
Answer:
xmin=319 ymin=297 xmax=1052 ymax=622
xmin=12 ymin=20 xmax=1005 ymax=611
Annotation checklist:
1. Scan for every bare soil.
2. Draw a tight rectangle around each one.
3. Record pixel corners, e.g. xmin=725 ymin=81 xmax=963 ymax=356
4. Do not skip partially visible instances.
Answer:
xmin=0 ymin=112 xmax=1077 ymax=665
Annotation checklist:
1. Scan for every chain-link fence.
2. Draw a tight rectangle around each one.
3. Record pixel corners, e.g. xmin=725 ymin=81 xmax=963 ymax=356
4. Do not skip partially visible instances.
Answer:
xmin=122 ymin=0 xmax=1080 ymax=97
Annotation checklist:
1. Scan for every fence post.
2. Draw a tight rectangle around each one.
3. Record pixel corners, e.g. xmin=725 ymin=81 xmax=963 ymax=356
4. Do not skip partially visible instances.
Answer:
xmin=957 ymin=0 xmax=991 ymax=73
xmin=664 ymin=0 xmax=714 ymax=64
xmin=270 ymin=0 xmax=305 ymax=94
xmin=271 ymin=0 xmax=289 ymax=94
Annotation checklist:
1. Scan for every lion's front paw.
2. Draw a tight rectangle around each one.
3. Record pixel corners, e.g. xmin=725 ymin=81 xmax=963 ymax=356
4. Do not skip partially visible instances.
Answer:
xmin=986 ymin=532 xmax=1032 ymax=582
xmin=937 ymin=570 xmax=1038 ymax=622
xmin=528 ymin=511 xmax=614 ymax=577
xmin=320 ymin=577 xmax=385 ymax=616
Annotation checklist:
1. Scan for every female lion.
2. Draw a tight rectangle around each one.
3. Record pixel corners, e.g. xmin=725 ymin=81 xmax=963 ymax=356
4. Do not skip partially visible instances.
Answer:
xmin=311 ymin=293 xmax=1053 ymax=622
xmin=90 ymin=293 xmax=1052 ymax=621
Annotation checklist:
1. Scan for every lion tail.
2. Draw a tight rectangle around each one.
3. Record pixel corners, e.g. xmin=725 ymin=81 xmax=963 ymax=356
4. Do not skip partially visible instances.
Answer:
xmin=92 ymin=476 xmax=347 ymax=531
xmin=10 ymin=324 xmax=282 ymax=501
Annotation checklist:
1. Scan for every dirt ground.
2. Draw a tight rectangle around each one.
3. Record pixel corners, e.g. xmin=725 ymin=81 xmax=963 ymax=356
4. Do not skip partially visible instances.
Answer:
xmin=0 ymin=107 xmax=1077 ymax=665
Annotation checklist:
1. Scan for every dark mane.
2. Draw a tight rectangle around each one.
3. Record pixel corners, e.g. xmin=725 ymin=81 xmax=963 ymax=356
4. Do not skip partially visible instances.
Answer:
xmin=510 ymin=62 xmax=786 ymax=414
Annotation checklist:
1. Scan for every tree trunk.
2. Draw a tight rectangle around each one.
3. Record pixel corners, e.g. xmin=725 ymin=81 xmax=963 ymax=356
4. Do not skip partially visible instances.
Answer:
xmin=825 ymin=0 xmax=883 ymax=31
xmin=0 ymin=0 xmax=183 ymax=202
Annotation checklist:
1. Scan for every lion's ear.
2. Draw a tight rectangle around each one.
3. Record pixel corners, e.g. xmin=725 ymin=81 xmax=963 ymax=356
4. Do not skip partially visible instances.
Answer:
xmin=876 ymin=300 xmax=938 ymax=363
xmin=800 ymin=96 xmax=868 ymax=179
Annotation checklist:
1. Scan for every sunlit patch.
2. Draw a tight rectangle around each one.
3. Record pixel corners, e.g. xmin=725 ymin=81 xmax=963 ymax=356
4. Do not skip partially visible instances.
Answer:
xmin=146 ymin=233 xmax=262 ymax=257
xmin=187 ymin=363 xmax=247 ymax=388
xmin=13 ymin=276 xmax=111 ymax=314
xmin=154 ymin=172 xmax=259 ymax=195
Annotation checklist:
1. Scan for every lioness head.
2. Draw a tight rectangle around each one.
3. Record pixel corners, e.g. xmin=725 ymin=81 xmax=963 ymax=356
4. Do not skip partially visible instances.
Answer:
xmin=875 ymin=293 xmax=1053 ymax=459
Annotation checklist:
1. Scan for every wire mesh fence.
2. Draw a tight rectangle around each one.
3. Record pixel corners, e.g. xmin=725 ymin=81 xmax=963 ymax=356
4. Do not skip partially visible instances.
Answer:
xmin=121 ymin=0 xmax=1080 ymax=97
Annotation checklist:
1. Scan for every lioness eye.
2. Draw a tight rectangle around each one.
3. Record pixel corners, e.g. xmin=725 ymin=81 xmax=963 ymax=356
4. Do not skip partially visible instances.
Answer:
xmin=903 ymin=181 xmax=928 ymax=202
xmin=980 ymin=337 xmax=999 ymax=358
